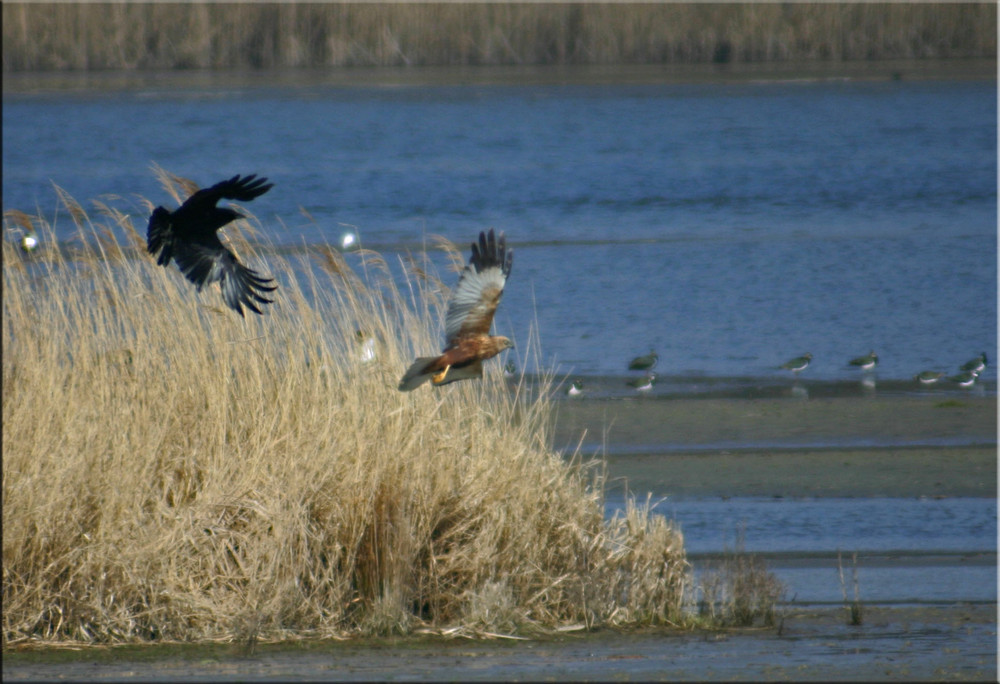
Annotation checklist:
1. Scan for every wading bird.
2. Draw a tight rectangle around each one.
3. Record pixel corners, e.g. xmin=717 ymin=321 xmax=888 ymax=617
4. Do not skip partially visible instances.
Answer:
xmin=949 ymin=370 xmax=979 ymax=387
xmin=780 ymin=352 xmax=813 ymax=374
xmin=628 ymin=350 xmax=658 ymax=371
xmin=960 ymin=353 xmax=988 ymax=374
xmin=398 ymin=229 xmax=514 ymax=390
xmin=914 ymin=370 xmax=945 ymax=385
xmin=146 ymin=174 xmax=276 ymax=317
xmin=627 ymin=372 xmax=657 ymax=392
xmin=848 ymin=350 xmax=878 ymax=370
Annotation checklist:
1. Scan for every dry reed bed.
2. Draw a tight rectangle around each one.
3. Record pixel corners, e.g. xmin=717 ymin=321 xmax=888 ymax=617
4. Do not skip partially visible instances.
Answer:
xmin=2 ymin=178 xmax=688 ymax=646
xmin=3 ymin=3 xmax=995 ymax=72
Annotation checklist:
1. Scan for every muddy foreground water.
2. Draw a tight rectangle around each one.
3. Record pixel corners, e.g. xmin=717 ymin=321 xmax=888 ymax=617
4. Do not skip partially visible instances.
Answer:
xmin=4 ymin=604 xmax=995 ymax=681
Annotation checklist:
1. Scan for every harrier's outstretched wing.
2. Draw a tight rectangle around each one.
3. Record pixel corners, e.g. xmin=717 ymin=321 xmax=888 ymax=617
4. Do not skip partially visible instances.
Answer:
xmin=443 ymin=229 xmax=513 ymax=344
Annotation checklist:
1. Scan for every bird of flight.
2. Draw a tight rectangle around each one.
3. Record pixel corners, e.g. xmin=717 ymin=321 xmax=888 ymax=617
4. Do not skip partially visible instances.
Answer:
xmin=146 ymin=174 xmax=277 ymax=317
xmin=398 ymin=229 xmax=514 ymax=391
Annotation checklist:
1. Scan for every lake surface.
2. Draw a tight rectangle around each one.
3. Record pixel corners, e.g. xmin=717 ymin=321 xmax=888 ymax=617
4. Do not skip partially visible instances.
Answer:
xmin=3 ymin=68 xmax=996 ymax=383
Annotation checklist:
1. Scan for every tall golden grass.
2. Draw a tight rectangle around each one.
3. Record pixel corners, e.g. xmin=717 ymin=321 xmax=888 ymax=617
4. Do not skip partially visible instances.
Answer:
xmin=2 ymin=173 xmax=689 ymax=646
xmin=3 ymin=3 xmax=995 ymax=72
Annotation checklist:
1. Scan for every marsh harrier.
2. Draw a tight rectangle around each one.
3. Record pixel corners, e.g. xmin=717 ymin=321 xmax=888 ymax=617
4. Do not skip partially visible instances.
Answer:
xmin=398 ymin=229 xmax=514 ymax=391
xmin=147 ymin=174 xmax=276 ymax=317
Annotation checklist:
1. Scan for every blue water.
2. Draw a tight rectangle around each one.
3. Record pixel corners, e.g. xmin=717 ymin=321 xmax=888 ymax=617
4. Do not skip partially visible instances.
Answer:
xmin=3 ymin=73 xmax=996 ymax=382
xmin=601 ymin=495 xmax=997 ymax=604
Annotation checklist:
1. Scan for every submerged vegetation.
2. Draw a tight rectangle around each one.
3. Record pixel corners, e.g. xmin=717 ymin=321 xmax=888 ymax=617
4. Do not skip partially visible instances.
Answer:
xmin=3 ymin=3 xmax=995 ymax=72
xmin=2 ymin=173 xmax=689 ymax=646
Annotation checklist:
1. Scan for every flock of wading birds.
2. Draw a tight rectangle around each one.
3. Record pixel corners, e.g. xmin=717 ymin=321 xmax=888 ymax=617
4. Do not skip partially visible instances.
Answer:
xmin=18 ymin=172 xmax=989 ymax=397
xmin=554 ymin=348 xmax=989 ymax=398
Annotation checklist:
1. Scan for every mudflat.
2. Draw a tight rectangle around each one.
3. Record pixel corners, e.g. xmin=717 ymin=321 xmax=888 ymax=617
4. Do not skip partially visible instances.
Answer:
xmin=550 ymin=394 xmax=997 ymax=498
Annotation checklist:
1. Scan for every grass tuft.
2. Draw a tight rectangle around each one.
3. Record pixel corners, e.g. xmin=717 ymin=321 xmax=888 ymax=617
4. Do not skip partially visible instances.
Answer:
xmin=697 ymin=526 xmax=784 ymax=628
xmin=3 ymin=180 xmax=689 ymax=646
xmin=838 ymin=550 xmax=864 ymax=626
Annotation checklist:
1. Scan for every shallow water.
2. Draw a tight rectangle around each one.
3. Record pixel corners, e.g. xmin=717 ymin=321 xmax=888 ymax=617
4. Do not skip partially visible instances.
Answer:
xmin=3 ymin=69 xmax=996 ymax=382
xmin=609 ymin=495 xmax=997 ymax=605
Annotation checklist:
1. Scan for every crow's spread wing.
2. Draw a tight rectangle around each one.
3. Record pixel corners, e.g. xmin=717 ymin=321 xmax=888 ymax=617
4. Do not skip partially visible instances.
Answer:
xmin=171 ymin=240 xmax=276 ymax=317
xmin=178 ymin=174 xmax=273 ymax=214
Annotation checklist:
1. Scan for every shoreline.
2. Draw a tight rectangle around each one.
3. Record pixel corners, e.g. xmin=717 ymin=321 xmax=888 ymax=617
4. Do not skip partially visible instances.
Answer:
xmin=3 ymin=58 xmax=995 ymax=95
xmin=4 ymin=604 xmax=995 ymax=681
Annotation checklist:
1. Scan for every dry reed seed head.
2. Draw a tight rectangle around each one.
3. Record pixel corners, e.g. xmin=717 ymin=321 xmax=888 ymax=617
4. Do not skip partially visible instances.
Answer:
xmin=429 ymin=234 xmax=466 ymax=274
xmin=5 ymin=209 xmax=36 ymax=233
xmin=54 ymin=185 xmax=88 ymax=227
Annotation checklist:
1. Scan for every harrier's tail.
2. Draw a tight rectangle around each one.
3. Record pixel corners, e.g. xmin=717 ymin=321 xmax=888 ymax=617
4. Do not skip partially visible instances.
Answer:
xmin=398 ymin=356 xmax=442 ymax=391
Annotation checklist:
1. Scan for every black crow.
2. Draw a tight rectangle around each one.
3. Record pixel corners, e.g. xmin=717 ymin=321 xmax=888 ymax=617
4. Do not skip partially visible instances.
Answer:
xmin=147 ymin=174 xmax=276 ymax=317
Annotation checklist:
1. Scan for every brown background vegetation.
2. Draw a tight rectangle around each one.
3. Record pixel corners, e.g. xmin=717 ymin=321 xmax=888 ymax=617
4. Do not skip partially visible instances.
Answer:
xmin=3 ymin=3 xmax=996 ymax=72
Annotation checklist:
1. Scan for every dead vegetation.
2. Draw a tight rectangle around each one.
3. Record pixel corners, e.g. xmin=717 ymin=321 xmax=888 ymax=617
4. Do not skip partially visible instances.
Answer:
xmin=2 ymin=175 xmax=690 ymax=646
xmin=3 ymin=4 xmax=995 ymax=71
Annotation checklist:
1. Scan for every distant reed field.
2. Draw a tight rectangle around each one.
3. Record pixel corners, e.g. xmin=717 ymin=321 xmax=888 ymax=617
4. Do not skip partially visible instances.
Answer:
xmin=3 ymin=3 xmax=995 ymax=71
xmin=2 ymin=173 xmax=688 ymax=645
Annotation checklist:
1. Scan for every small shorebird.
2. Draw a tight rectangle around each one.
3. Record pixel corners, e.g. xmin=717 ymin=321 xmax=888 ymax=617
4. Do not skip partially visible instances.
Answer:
xmin=340 ymin=229 xmax=359 ymax=251
xmin=949 ymin=370 xmax=979 ymax=387
xmin=960 ymin=353 xmax=988 ymax=374
xmin=627 ymin=372 xmax=656 ymax=392
xmin=355 ymin=330 xmax=376 ymax=363
xmin=20 ymin=229 xmax=39 ymax=253
xmin=504 ymin=361 xmax=517 ymax=379
xmin=780 ymin=352 xmax=813 ymax=374
xmin=628 ymin=350 xmax=658 ymax=371
xmin=914 ymin=370 xmax=945 ymax=385
xmin=848 ymin=351 xmax=878 ymax=370
xmin=566 ymin=380 xmax=584 ymax=396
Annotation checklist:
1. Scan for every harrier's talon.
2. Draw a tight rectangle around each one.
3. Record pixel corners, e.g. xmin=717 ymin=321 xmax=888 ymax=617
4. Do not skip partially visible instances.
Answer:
xmin=432 ymin=366 xmax=451 ymax=384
